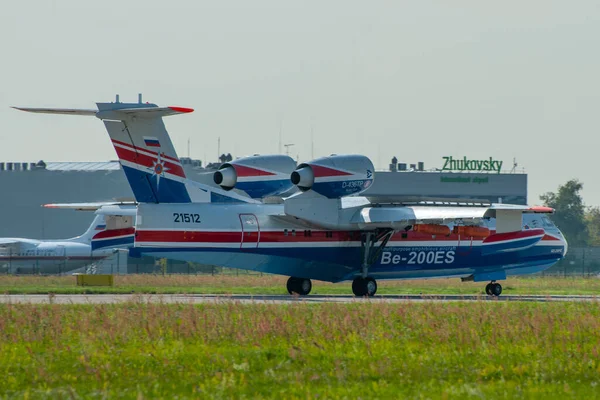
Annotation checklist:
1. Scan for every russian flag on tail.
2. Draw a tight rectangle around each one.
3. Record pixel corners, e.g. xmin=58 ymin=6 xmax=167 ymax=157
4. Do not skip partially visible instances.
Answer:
xmin=144 ymin=136 xmax=161 ymax=147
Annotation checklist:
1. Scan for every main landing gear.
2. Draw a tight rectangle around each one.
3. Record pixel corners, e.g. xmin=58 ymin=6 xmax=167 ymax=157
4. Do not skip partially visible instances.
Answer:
xmin=351 ymin=229 xmax=394 ymax=297
xmin=287 ymin=277 xmax=312 ymax=296
xmin=485 ymin=281 xmax=503 ymax=296
xmin=285 ymin=229 xmax=393 ymax=297
xmin=352 ymin=277 xmax=377 ymax=297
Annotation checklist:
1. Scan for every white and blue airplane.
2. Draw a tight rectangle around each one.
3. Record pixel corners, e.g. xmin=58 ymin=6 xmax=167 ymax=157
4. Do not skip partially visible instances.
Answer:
xmin=0 ymin=203 xmax=136 ymax=274
xmin=14 ymin=97 xmax=567 ymax=295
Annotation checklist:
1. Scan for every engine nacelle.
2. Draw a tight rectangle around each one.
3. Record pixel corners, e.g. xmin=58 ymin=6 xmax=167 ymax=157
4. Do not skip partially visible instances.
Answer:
xmin=214 ymin=155 xmax=296 ymax=198
xmin=291 ymin=155 xmax=374 ymax=198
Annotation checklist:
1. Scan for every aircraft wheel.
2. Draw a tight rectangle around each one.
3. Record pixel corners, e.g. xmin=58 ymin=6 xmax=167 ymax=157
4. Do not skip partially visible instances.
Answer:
xmin=485 ymin=283 xmax=493 ymax=296
xmin=286 ymin=277 xmax=312 ymax=296
xmin=352 ymin=277 xmax=378 ymax=297
xmin=491 ymin=283 xmax=502 ymax=297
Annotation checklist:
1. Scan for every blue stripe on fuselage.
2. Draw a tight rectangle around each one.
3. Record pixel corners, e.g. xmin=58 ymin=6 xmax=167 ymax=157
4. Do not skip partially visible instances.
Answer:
xmin=92 ymin=235 xmax=135 ymax=251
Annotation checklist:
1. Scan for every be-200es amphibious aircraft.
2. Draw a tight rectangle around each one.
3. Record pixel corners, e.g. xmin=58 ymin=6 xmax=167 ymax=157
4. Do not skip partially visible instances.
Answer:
xmin=14 ymin=97 xmax=567 ymax=296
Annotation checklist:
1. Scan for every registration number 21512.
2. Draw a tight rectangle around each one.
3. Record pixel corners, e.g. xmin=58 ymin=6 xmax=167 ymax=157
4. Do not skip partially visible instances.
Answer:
xmin=173 ymin=213 xmax=201 ymax=223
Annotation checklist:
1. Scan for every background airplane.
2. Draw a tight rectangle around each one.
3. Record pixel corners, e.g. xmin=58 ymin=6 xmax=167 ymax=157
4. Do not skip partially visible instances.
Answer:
xmin=14 ymin=97 xmax=567 ymax=295
xmin=0 ymin=203 xmax=136 ymax=274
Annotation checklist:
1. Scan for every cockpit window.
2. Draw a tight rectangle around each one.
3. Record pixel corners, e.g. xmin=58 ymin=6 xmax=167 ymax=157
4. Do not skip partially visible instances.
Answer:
xmin=541 ymin=215 xmax=555 ymax=228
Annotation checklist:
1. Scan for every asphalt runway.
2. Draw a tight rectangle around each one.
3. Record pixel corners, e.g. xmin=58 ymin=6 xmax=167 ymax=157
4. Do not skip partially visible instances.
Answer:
xmin=0 ymin=293 xmax=598 ymax=304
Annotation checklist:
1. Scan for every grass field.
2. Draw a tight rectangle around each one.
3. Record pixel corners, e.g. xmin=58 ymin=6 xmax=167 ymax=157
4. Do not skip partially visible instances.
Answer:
xmin=0 ymin=301 xmax=599 ymax=398
xmin=0 ymin=274 xmax=599 ymax=296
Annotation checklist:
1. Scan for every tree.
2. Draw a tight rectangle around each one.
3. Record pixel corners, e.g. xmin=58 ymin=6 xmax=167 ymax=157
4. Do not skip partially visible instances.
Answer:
xmin=540 ymin=179 xmax=588 ymax=247
xmin=585 ymin=207 xmax=600 ymax=246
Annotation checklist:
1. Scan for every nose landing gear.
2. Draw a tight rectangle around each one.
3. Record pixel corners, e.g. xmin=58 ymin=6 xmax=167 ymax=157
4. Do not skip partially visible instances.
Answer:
xmin=485 ymin=281 xmax=502 ymax=296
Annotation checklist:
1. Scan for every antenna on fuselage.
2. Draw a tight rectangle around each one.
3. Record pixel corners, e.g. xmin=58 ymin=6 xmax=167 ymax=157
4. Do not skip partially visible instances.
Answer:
xmin=310 ymin=123 xmax=314 ymax=159
xmin=284 ymin=143 xmax=295 ymax=156
xmin=278 ymin=116 xmax=283 ymax=154
xmin=217 ymin=137 xmax=221 ymax=163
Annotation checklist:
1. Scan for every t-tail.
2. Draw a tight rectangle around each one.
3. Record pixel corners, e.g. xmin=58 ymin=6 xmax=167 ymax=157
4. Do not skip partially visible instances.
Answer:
xmin=13 ymin=95 xmax=253 ymax=204
xmin=65 ymin=214 xmax=108 ymax=244
xmin=98 ymin=101 xmax=196 ymax=203
xmin=45 ymin=202 xmax=137 ymax=251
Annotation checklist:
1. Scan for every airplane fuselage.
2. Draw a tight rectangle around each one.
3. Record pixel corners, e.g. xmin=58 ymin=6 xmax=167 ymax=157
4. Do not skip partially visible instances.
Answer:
xmin=0 ymin=240 xmax=111 ymax=274
xmin=134 ymin=202 xmax=567 ymax=283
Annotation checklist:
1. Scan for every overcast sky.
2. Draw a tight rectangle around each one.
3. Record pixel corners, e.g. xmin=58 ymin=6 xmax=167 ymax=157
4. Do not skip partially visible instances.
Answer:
xmin=1 ymin=1 xmax=599 ymax=205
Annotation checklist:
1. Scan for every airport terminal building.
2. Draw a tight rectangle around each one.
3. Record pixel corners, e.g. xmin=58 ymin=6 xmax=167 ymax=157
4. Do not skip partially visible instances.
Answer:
xmin=0 ymin=156 xmax=527 ymax=273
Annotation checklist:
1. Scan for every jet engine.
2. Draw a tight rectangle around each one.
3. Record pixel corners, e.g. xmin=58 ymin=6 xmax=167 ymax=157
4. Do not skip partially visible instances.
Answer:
xmin=290 ymin=155 xmax=374 ymax=198
xmin=214 ymin=155 xmax=296 ymax=198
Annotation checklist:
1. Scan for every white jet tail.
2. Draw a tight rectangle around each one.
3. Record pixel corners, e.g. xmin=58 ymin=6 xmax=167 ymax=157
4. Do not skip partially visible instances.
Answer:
xmin=45 ymin=203 xmax=137 ymax=251
xmin=66 ymin=214 xmax=107 ymax=244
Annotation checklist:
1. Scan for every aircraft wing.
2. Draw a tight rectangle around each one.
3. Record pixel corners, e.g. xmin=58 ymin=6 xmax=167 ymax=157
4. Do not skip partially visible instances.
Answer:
xmin=0 ymin=239 xmax=22 ymax=246
xmin=351 ymin=206 xmax=490 ymax=229
xmin=44 ymin=201 xmax=137 ymax=211
xmin=351 ymin=203 xmax=553 ymax=230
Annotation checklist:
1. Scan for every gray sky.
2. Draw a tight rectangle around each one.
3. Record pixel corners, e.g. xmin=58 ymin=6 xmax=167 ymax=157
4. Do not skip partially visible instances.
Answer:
xmin=1 ymin=1 xmax=599 ymax=205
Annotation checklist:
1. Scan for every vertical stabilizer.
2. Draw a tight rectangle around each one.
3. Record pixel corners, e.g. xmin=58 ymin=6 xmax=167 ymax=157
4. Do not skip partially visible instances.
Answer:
xmin=96 ymin=101 xmax=194 ymax=203
xmin=67 ymin=214 xmax=106 ymax=244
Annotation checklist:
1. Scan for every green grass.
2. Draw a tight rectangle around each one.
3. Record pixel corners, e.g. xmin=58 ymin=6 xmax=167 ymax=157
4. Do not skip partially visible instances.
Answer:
xmin=0 ymin=274 xmax=599 ymax=296
xmin=0 ymin=302 xmax=599 ymax=398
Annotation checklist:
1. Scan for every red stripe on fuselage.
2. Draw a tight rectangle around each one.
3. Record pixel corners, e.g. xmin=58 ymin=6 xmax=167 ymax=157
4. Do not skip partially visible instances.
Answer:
xmin=135 ymin=228 xmax=562 ymax=245
xmin=113 ymin=145 xmax=186 ymax=178
xmin=93 ymin=227 xmax=135 ymax=240
xmin=0 ymin=256 xmax=106 ymax=261
xmin=135 ymin=230 xmax=360 ymax=243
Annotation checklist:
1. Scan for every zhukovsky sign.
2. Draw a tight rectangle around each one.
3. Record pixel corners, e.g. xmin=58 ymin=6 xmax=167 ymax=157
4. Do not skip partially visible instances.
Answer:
xmin=442 ymin=156 xmax=503 ymax=174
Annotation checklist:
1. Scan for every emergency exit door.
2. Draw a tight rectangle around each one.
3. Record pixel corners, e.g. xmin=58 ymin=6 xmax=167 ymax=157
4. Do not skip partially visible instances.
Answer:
xmin=239 ymin=214 xmax=260 ymax=249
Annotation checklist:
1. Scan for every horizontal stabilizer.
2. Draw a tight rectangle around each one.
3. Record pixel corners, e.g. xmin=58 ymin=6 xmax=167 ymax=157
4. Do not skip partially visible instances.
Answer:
xmin=103 ymin=106 xmax=194 ymax=118
xmin=13 ymin=106 xmax=194 ymax=119
xmin=11 ymin=107 xmax=97 ymax=116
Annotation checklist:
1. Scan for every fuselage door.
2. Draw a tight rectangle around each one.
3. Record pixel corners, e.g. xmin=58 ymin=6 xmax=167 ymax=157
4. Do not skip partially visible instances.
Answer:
xmin=239 ymin=214 xmax=260 ymax=249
